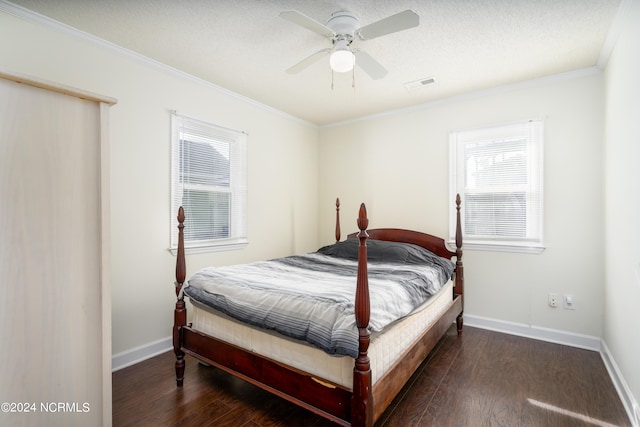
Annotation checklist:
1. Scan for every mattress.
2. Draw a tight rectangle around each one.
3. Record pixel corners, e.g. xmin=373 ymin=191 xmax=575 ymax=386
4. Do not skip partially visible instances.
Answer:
xmin=184 ymin=240 xmax=455 ymax=358
xmin=189 ymin=280 xmax=454 ymax=390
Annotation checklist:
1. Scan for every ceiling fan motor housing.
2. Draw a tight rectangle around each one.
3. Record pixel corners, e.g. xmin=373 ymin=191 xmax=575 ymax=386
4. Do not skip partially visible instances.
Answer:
xmin=327 ymin=10 xmax=359 ymax=38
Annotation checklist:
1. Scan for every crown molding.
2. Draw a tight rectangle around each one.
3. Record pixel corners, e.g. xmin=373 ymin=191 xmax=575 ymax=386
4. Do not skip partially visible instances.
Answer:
xmin=2 ymin=0 xmax=618 ymax=130
xmin=0 ymin=0 xmax=316 ymax=128
xmin=323 ymin=66 xmax=602 ymax=129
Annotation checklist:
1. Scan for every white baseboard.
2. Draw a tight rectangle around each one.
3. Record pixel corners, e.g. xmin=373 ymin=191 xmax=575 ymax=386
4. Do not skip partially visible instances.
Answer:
xmin=601 ymin=341 xmax=640 ymax=427
xmin=464 ymin=314 xmax=602 ymax=351
xmin=111 ymin=336 xmax=172 ymax=372
xmin=465 ymin=314 xmax=638 ymax=427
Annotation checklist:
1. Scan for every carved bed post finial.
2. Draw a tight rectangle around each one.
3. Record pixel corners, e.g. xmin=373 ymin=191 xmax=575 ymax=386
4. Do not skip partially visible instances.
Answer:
xmin=335 ymin=198 xmax=341 ymax=242
xmin=174 ymin=206 xmax=187 ymax=386
xmin=352 ymin=203 xmax=373 ymax=427
xmin=454 ymin=194 xmax=464 ymax=335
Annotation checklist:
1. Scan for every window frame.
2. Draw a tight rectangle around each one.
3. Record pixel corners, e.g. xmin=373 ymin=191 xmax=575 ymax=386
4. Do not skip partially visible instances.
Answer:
xmin=449 ymin=119 xmax=544 ymax=254
xmin=170 ymin=112 xmax=247 ymax=254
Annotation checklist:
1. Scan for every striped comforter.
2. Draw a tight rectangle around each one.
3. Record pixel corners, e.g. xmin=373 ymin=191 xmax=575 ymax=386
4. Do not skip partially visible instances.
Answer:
xmin=183 ymin=239 xmax=454 ymax=358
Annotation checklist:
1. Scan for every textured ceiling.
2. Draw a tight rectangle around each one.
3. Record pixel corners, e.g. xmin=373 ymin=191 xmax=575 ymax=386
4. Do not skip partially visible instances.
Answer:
xmin=7 ymin=0 xmax=622 ymax=125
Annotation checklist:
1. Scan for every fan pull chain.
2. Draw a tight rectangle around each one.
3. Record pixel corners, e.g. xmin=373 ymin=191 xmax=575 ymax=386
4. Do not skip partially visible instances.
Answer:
xmin=329 ymin=67 xmax=357 ymax=91
xmin=352 ymin=65 xmax=356 ymax=92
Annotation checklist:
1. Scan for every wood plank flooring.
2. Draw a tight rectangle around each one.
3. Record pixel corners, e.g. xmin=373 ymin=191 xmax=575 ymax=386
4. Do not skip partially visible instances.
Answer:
xmin=113 ymin=326 xmax=631 ymax=426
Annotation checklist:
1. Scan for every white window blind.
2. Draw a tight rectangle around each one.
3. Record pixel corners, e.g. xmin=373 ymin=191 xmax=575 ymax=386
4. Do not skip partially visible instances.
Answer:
xmin=171 ymin=112 xmax=247 ymax=253
xmin=449 ymin=119 xmax=544 ymax=253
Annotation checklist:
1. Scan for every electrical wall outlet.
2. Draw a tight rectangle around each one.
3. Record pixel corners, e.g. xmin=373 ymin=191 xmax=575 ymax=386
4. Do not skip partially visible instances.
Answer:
xmin=563 ymin=294 xmax=576 ymax=310
xmin=548 ymin=293 xmax=559 ymax=308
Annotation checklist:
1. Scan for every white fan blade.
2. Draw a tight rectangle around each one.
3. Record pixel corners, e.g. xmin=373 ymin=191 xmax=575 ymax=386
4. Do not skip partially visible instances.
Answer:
xmin=280 ymin=10 xmax=335 ymax=38
xmin=356 ymin=10 xmax=419 ymax=40
xmin=355 ymin=50 xmax=388 ymax=80
xmin=286 ymin=48 xmax=331 ymax=74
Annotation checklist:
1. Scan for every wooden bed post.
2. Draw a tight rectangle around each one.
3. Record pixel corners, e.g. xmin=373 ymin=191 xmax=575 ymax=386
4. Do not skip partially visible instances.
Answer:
xmin=351 ymin=203 xmax=373 ymax=427
xmin=335 ymin=198 xmax=341 ymax=242
xmin=454 ymin=194 xmax=464 ymax=335
xmin=173 ymin=207 xmax=187 ymax=386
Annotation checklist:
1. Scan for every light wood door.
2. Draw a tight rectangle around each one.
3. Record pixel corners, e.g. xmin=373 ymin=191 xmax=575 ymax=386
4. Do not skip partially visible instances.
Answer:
xmin=0 ymin=72 xmax=115 ymax=426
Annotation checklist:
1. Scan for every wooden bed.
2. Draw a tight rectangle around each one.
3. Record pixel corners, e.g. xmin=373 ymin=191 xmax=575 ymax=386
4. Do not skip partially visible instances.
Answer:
xmin=172 ymin=196 xmax=464 ymax=427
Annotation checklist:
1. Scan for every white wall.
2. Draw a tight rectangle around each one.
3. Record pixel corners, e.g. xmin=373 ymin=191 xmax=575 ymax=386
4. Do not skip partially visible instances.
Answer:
xmin=319 ymin=72 xmax=605 ymax=339
xmin=603 ymin=0 xmax=640 ymax=421
xmin=0 ymin=8 xmax=319 ymax=358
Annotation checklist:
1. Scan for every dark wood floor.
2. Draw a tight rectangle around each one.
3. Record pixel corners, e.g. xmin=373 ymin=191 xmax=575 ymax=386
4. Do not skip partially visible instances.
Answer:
xmin=113 ymin=326 xmax=630 ymax=426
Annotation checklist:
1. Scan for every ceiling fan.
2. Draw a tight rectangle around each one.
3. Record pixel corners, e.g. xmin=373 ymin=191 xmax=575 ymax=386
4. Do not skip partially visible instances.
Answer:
xmin=279 ymin=9 xmax=420 ymax=80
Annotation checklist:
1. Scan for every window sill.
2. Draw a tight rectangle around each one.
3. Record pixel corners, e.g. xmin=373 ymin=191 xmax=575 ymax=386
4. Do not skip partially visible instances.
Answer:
xmin=449 ymin=241 xmax=545 ymax=254
xmin=169 ymin=241 xmax=248 ymax=256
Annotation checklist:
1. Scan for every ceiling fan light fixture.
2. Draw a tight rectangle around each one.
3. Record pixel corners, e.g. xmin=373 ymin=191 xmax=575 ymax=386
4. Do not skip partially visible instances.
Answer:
xmin=330 ymin=49 xmax=355 ymax=73
xmin=329 ymin=38 xmax=354 ymax=73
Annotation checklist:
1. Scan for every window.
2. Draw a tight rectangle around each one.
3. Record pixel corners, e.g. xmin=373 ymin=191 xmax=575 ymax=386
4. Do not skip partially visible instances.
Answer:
xmin=171 ymin=112 xmax=247 ymax=253
xmin=449 ymin=119 xmax=544 ymax=253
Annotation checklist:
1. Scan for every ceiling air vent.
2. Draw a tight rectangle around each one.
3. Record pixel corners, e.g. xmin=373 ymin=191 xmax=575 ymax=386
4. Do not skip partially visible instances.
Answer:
xmin=404 ymin=77 xmax=435 ymax=91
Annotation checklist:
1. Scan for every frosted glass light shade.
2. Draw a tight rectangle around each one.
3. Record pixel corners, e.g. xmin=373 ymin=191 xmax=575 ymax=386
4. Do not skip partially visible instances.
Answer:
xmin=330 ymin=49 xmax=355 ymax=73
